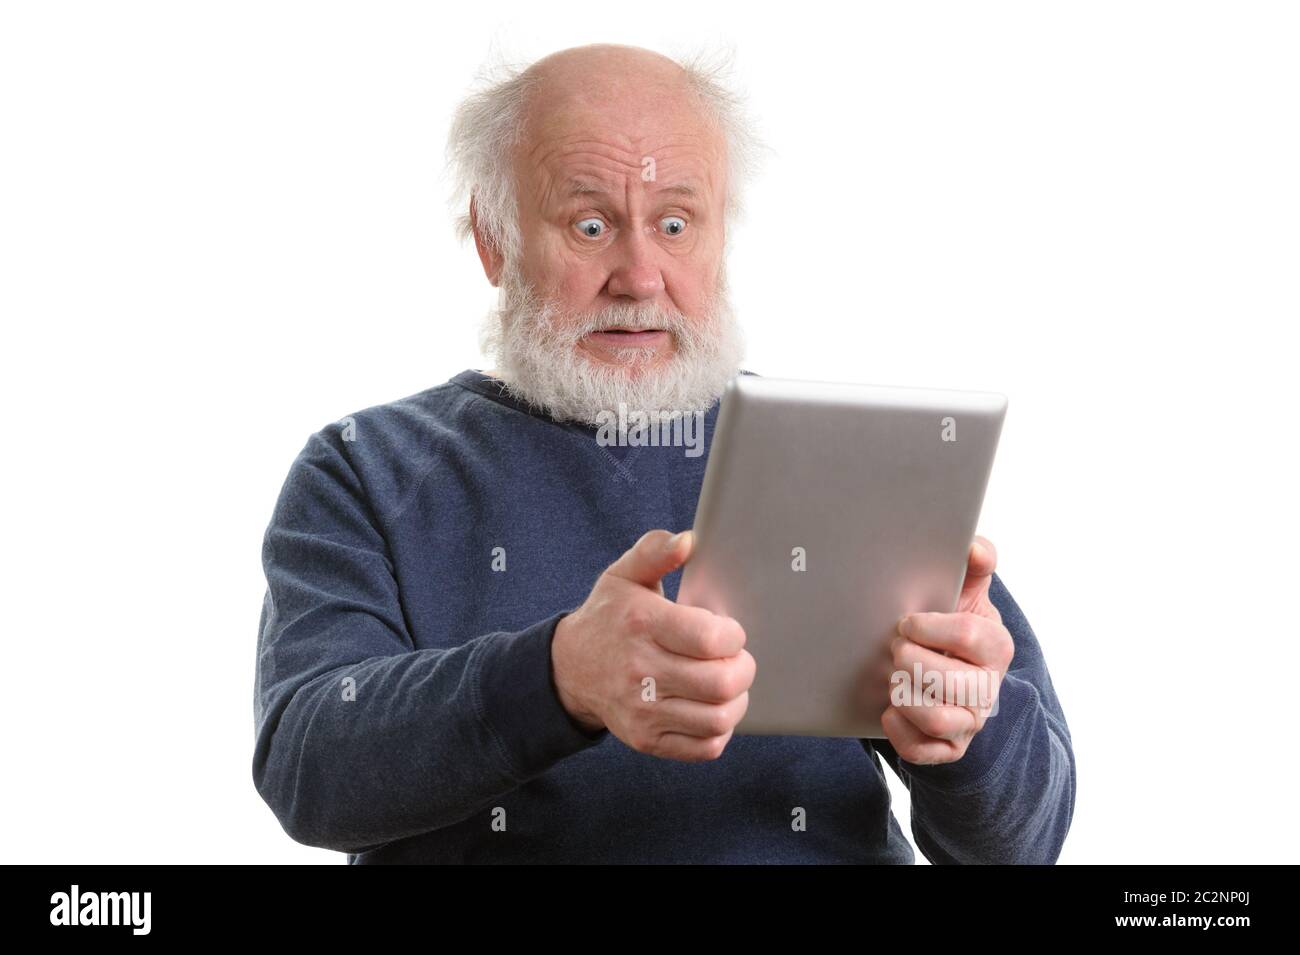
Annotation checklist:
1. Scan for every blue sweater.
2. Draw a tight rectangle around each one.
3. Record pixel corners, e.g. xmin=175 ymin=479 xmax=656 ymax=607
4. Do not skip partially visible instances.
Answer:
xmin=252 ymin=369 xmax=1076 ymax=863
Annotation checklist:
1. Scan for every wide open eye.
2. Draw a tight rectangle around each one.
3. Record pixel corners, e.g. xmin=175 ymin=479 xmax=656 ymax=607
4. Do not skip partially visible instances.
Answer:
xmin=575 ymin=218 xmax=606 ymax=238
xmin=660 ymin=216 xmax=687 ymax=236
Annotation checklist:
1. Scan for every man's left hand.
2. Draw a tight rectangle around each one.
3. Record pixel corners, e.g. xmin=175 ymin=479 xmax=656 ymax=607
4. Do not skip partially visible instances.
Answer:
xmin=881 ymin=535 xmax=1016 ymax=765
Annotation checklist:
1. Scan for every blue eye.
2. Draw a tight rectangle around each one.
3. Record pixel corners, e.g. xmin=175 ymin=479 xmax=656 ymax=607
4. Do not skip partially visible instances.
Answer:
xmin=575 ymin=218 xmax=605 ymax=238
xmin=660 ymin=216 xmax=687 ymax=236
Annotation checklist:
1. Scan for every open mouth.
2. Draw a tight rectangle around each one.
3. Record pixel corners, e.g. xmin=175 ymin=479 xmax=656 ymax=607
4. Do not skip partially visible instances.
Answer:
xmin=584 ymin=327 xmax=671 ymax=352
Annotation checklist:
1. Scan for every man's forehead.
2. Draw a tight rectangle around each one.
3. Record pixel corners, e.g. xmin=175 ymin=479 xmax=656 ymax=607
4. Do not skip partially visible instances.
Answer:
xmin=520 ymin=117 xmax=725 ymax=203
xmin=525 ymin=100 xmax=721 ymax=153
xmin=564 ymin=175 xmax=706 ymax=200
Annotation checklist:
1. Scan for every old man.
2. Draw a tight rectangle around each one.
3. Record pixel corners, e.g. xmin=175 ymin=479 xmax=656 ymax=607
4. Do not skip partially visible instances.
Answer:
xmin=252 ymin=43 xmax=1075 ymax=864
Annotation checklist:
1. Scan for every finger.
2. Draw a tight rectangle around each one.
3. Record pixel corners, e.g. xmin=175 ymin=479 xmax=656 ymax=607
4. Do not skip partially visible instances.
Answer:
xmin=652 ymin=726 xmax=736 ymax=763
xmin=646 ymin=692 xmax=750 ymax=739
xmin=652 ymin=602 xmax=747 ymax=660
xmin=605 ymin=529 xmax=694 ymax=593
xmin=881 ymin=705 xmax=962 ymax=766
xmin=958 ymin=535 xmax=997 ymax=608
xmin=890 ymin=634 xmax=1002 ymax=711
xmin=968 ymin=535 xmax=997 ymax=576
xmin=643 ymin=648 xmax=756 ymax=704
xmin=890 ymin=697 xmax=979 ymax=742
xmin=897 ymin=611 xmax=1009 ymax=671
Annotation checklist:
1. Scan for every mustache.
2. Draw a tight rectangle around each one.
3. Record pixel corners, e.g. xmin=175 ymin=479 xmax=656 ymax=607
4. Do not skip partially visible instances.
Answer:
xmin=559 ymin=304 xmax=684 ymax=338
xmin=495 ymin=263 xmax=723 ymax=354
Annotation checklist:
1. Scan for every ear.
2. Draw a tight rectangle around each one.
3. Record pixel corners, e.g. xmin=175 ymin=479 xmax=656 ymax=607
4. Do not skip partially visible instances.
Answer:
xmin=469 ymin=194 xmax=505 ymax=287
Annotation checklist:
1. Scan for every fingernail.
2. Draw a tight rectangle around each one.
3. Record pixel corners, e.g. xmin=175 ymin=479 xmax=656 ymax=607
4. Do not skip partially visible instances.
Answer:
xmin=666 ymin=531 xmax=686 ymax=551
xmin=897 ymin=615 xmax=911 ymax=636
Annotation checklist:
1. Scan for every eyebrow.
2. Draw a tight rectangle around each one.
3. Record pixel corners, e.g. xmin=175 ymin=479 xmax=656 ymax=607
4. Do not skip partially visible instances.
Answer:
xmin=563 ymin=178 xmax=701 ymax=200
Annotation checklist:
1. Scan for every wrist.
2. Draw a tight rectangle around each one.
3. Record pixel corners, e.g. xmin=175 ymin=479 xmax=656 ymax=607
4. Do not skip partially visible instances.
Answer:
xmin=551 ymin=613 xmax=605 ymax=734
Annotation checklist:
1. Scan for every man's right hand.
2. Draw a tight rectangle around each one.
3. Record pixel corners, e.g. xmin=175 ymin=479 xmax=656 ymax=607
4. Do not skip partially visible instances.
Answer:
xmin=551 ymin=529 xmax=755 ymax=762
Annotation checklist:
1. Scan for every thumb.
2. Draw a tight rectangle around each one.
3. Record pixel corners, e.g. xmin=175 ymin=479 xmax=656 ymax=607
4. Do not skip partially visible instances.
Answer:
xmin=606 ymin=529 xmax=695 ymax=591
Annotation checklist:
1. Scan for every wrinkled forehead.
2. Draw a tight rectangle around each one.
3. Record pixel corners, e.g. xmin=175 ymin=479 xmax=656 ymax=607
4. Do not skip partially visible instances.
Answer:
xmin=515 ymin=81 xmax=728 ymax=207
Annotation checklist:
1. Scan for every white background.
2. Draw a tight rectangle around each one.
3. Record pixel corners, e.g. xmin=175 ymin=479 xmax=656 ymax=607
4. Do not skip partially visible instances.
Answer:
xmin=2 ymin=1 xmax=1296 ymax=864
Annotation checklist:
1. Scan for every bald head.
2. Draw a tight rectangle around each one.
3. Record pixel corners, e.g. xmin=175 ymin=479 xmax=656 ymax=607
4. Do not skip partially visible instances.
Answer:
xmin=512 ymin=44 xmax=728 ymax=233
xmin=519 ymin=44 xmax=709 ymax=136
xmin=525 ymin=43 xmax=698 ymax=100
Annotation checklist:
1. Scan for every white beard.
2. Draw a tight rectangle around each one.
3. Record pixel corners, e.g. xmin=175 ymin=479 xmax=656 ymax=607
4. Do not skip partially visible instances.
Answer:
xmin=479 ymin=258 xmax=745 ymax=427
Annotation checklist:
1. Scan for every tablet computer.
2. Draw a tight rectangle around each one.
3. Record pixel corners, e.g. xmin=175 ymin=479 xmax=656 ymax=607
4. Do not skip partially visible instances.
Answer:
xmin=677 ymin=374 xmax=1008 ymax=738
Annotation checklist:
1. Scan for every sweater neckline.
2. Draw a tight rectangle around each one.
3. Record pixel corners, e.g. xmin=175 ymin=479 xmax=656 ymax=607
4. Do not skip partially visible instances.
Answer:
xmin=448 ymin=367 xmax=754 ymax=470
xmin=450 ymin=369 xmax=609 ymax=438
xmin=449 ymin=368 xmax=757 ymax=417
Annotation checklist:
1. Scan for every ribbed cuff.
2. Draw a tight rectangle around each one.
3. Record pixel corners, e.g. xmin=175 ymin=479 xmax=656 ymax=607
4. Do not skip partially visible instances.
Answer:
xmin=472 ymin=611 xmax=609 ymax=781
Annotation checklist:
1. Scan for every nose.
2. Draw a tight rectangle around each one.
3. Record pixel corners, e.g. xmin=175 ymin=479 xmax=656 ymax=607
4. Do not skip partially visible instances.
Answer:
xmin=605 ymin=226 xmax=665 ymax=301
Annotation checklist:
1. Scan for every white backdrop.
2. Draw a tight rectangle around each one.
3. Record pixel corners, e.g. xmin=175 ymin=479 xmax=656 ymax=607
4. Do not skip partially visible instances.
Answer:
xmin=2 ymin=0 xmax=1296 ymax=864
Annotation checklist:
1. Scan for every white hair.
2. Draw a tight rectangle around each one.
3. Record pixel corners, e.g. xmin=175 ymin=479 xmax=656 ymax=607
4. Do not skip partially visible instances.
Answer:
xmin=480 ymin=254 xmax=746 ymax=426
xmin=443 ymin=44 xmax=769 ymax=266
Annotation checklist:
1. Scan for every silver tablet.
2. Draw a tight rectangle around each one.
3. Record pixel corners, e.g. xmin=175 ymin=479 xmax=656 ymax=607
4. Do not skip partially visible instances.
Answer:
xmin=677 ymin=374 xmax=1008 ymax=738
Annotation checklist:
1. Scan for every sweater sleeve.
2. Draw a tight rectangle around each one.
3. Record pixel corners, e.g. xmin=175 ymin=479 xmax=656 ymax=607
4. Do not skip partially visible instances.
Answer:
xmin=251 ymin=428 xmax=608 ymax=854
xmin=867 ymin=572 xmax=1076 ymax=864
